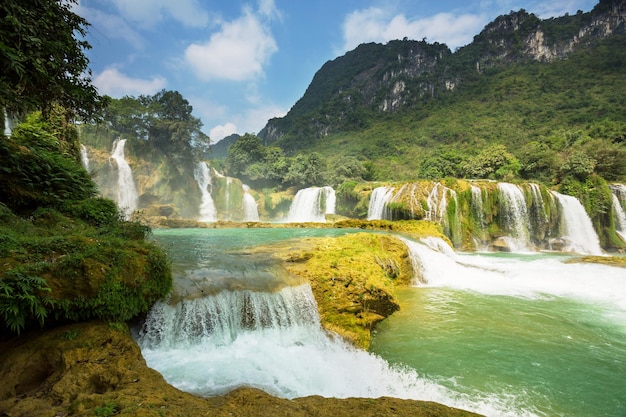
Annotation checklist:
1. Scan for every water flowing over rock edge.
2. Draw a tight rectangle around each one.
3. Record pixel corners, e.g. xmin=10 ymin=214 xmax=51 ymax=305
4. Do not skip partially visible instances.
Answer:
xmin=0 ymin=323 xmax=480 ymax=417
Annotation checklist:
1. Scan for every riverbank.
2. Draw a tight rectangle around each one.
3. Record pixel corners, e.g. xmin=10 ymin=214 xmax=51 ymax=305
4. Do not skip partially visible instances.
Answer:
xmin=0 ymin=321 xmax=480 ymax=417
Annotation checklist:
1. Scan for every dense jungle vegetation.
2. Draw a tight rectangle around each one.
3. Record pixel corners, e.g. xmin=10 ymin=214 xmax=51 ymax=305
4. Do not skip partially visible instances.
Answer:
xmin=0 ymin=0 xmax=171 ymax=338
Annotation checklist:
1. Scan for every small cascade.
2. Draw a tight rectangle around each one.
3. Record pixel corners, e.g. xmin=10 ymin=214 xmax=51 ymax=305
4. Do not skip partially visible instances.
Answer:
xmin=3 ymin=108 xmax=13 ymax=137
xmin=110 ymin=138 xmax=138 ymax=219
xmin=224 ymin=178 xmax=232 ymax=220
xmin=193 ymin=162 xmax=217 ymax=222
xmin=242 ymin=184 xmax=260 ymax=222
xmin=610 ymin=184 xmax=626 ymax=241
xmin=80 ymin=144 xmax=90 ymax=171
xmin=367 ymin=186 xmax=394 ymax=220
xmin=551 ymin=191 xmax=603 ymax=255
xmin=138 ymin=284 xmax=320 ymax=349
xmin=287 ymin=186 xmax=335 ymax=223
xmin=528 ymin=183 xmax=548 ymax=225
xmin=497 ymin=183 xmax=531 ymax=251
xmin=425 ymin=183 xmax=449 ymax=223
xmin=425 ymin=183 xmax=460 ymax=245
xmin=400 ymin=237 xmax=456 ymax=286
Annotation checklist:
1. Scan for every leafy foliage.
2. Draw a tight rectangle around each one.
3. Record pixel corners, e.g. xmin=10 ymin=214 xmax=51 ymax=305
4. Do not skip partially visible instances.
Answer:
xmin=0 ymin=0 xmax=107 ymax=119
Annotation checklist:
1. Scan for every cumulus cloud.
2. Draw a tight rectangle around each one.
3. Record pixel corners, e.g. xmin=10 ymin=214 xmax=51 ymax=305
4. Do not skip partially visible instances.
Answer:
xmin=106 ymin=0 xmax=209 ymax=27
xmin=184 ymin=7 xmax=278 ymax=81
xmin=210 ymin=123 xmax=238 ymax=142
xmin=341 ymin=7 xmax=486 ymax=52
xmin=93 ymin=67 xmax=167 ymax=97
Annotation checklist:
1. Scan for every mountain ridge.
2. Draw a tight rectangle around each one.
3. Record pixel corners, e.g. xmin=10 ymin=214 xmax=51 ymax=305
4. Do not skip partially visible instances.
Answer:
xmin=258 ymin=0 xmax=625 ymax=150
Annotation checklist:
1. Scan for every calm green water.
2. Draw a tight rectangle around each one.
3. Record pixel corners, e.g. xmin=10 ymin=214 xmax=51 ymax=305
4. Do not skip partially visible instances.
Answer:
xmin=151 ymin=229 xmax=626 ymax=416
xmin=371 ymin=287 xmax=626 ymax=417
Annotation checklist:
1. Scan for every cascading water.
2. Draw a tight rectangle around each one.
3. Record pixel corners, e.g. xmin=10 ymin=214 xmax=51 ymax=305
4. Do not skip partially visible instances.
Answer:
xmin=287 ymin=186 xmax=336 ymax=223
xmin=136 ymin=275 xmax=520 ymax=416
xmin=497 ymin=182 xmax=531 ymax=251
xmin=145 ymin=229 xmax=626 ymax=417
xmin=551 ymin=191 xmax=603 ymax=255
xmin=242 ymin=184 xmax=260 ymax=222
xmin=80 ymin=144 xmax=90 ymax=171
xmin=611 ymin=184 xmax=626 ymax=241
xmin=426 ymin=183 xmax=449 ymax=223
xmin=367 ymin=186 xmax=394 ymax=220
xmin=194 ymin=162 xmax=218 ymax=222
xmin=110 ymin=138 xmax=138 ymax=219
xmin=3 ymin=108 xmax=13 ymax=137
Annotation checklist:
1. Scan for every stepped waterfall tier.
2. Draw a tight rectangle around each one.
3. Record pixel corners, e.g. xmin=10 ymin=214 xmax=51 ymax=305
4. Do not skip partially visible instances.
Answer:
xmin=287 ymin=186 xmax=336 ymax=223
xmin=360 ymin=180 xmax=610 ymax=254
xmin=551 ymin=191 xmax=603 ymax=255
xmin=139 ymin=228 xmax=626 ymax=417
xmin=194 ymin=161 xmax=218 ymax=222
xmin=367 ymin=186 xmax=394 ymax=220
xmin=109 ymin=138 xmax=138 ymax=219
xmin=242 ymin=184 xmax=260 ymax=221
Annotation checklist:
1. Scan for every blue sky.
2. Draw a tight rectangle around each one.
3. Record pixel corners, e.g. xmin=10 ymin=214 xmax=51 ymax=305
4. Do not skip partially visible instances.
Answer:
xmin=76 ymin=0 xmax=598 ymax=142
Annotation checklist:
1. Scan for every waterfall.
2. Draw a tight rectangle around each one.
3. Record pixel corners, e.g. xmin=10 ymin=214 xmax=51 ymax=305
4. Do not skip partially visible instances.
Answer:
xmin=610 ymin=185 xmax=626 ymax=241
xmin=426 ymin=183 xmax=449 ymax=223
xmin=497 ymin=183 xmax=531 ymax=251
xmin=80 ymin=144 xmax=90 ymax=171
xmin=528 ymin=183 xmax=548 ymax=225
xmin=110 ymin=138 xmax=138 ymax=219
xmin=138 ymin=284 xmax=321 ymax=349
xmin=287 ymin=186 xmax=335 ymax=223
xmin=242 ymin=184 xmax=260 ymax=222
xmin=367 ymin=186 xmax=394 ymax=220
xmin=551 ymin=191 xmax=603 ymax=255
xmin=3 ymin=108 xmax=13 ymax=137
xmin=193 ymin=162 xmax=217 ymax=222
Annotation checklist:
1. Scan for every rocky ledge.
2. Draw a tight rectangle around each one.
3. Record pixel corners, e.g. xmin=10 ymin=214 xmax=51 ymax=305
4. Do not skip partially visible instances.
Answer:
xmin=0 ymin=321 xmax=480 ymax=417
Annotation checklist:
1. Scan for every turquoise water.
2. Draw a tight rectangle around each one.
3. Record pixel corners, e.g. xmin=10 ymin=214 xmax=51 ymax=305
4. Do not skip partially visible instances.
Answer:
xmin=149 ymin=229 xmax=626 ymax=417
xmin=370 ymin=287 xmax=626 ymax=417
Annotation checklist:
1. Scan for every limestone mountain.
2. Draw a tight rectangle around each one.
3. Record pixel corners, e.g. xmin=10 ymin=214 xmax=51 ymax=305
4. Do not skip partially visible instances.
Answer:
xmin=258 ymin=0 xmax=625 ymax=158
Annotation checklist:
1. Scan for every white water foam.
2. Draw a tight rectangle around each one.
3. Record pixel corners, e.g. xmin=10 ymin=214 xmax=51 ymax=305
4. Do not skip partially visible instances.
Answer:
xmin=137 ymin=283 xmax=539 ymax=417
xmin=401 ymin=238 xmax=626 ymax=311
xmin=497 ymin=183 xmax=531 ymax=251
xmin=110 ymin=138 xmax=138 ymax=219
xmin=551 ymin=191 xmax=603 ymax=255
xmin=194 ymin=162 xmax=218 ymax=222
xmin=80 ymin=144 xmax=90 ymax=171
xmin=242 ymin=184 xmax=260 ymax=222
xmin=367 ymin=186 xmax=394 ymax=220
xmin=287 ymin=186 xmax=335 ymax=223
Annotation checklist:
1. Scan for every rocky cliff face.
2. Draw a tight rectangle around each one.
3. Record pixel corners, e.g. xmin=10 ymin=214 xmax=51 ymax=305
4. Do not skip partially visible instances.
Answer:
xmin=258 ymin=0 xmax=625 ymax=146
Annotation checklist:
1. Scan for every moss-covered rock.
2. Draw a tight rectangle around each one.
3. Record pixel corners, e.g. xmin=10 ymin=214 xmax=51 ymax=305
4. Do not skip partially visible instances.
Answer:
xmin=264 ymin=232 xmax=416 ymax=349
xmin=0 ymin=321 xmax=481 ymax=417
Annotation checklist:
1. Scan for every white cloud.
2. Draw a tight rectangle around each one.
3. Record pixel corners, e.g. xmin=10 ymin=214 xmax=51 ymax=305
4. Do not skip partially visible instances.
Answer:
xmin=75 ymin=3 xmax=144 ymax=50
xmin=341 ymin=7 xmax=486 ymax=52
xmin=184 ymin=8 xmax=278 ymax=81
xmin=107 ymin=0 xmax=209 ymax=27
xmin=210 ymin=123 xmax=239 ymax=142
xmin=93 ymin=67 xmax=167 ymax=97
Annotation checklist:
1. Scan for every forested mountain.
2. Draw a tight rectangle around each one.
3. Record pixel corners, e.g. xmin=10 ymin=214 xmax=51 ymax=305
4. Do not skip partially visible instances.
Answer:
xmin=256 ymin=0 xmax=626 ymax=182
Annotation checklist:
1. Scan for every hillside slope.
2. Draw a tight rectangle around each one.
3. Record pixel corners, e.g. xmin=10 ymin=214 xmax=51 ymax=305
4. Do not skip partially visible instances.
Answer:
xmin=257 ymin=0 xmax=626 ymax=181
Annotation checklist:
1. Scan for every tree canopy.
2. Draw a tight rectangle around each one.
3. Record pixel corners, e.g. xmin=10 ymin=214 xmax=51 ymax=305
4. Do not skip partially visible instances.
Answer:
xmin=0 ymin=0 xmax=106 ymax=120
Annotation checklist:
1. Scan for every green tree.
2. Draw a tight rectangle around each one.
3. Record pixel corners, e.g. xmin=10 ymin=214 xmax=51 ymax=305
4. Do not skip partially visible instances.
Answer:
xmin=225 ymin=134 xmax=267 ymax=177
xmin=518 ymin=141 xmax=558 ymax=183
xmin=0 ymin=0 xmax=106 ymax=119
xmin=461 ymin=144 xmax=520 ymax=180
